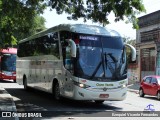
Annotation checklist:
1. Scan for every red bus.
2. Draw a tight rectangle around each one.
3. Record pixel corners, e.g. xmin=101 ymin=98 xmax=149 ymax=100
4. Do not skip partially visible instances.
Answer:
xmin=0 ymin=48 xmax=17 ymax=82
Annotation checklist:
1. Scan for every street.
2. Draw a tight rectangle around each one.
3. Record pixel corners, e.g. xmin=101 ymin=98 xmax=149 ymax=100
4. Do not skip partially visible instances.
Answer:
xmin=1 ymin=80 xmax=160 ymax=120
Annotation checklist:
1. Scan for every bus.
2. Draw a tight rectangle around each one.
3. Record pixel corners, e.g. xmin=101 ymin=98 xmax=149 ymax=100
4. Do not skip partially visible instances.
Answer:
xmin=0 ymin=48 xmax=17 ymax=82
xmin=16 ymin=24 xmax=136 ymax=103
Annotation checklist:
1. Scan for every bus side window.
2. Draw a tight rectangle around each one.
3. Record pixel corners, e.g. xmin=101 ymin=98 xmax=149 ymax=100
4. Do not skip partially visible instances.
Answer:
xmin=17 ymin=42 xmax=27 ymax=57
xmin=61 ymin=41 xmax=68 ymax=65
xmin=47 ymin=32 xmax=60 ymax=59
xmin=65 ymin=46 xmax=72 ymax=70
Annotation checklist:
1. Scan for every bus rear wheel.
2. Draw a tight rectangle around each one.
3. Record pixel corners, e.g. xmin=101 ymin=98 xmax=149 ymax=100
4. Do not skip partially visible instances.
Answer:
xmin=95 ymin=100 xmax=104 ymax=104
xmin=53 ymin=82 xmax=61 ymax=100
xmin=23 ymin=78 xmax=28 ymax=91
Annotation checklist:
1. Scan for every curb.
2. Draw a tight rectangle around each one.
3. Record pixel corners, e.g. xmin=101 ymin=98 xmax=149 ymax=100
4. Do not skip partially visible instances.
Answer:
xmin=0 ymin=86 xmax=19 ymax=120
xmin=127 ymin=89 xmax=139 ymax=94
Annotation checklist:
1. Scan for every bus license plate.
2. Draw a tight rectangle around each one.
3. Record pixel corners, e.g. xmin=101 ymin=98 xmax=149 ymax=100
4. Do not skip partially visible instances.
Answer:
xmin=99 ymin=94 xmax=109 ymax=98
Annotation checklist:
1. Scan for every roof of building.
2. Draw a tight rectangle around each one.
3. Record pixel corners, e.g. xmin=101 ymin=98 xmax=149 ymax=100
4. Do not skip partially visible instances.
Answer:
xmin=138 ymin=10 xmax=160 ymax=28
xmin=138 ymin=10 xmax=160 ymax=19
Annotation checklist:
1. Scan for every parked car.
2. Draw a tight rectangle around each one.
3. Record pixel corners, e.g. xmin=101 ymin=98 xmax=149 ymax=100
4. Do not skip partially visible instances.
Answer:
xmin=139 ymin=75 xmax=160 ymax=100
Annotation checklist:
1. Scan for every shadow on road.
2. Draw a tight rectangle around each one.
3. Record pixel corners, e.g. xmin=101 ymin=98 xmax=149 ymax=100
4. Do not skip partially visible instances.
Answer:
xmin=139 ymin=95 xmax=158 ymax=101
xmin=4 ymin=86 xmax=123 ymax=118
xmin=0 ymin=79 xmax=14 ymax=83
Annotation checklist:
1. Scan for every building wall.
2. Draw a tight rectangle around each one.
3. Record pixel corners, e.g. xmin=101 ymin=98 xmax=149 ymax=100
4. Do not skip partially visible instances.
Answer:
xmin=136 ymin=23 xmax=160 ymax=44
xmin=136 ymin=43 xmax=156 ymax=81
xmin=128 ymin=66 xmax=139 ymax=84
xmin=136 ymin=10 xmax=160 ymax=81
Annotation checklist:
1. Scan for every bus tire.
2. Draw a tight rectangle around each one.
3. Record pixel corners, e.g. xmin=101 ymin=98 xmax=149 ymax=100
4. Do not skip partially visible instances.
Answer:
xmin=53 ymin=82 xmax=61 ymax=100
xmin=95 ymin=100 xmax=104 ymax=104
xmin=23 ymin=77 xmax=28 ymax=91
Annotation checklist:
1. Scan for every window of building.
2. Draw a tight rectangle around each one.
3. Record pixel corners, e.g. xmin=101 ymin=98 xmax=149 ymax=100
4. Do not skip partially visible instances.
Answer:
xmin=141 ymin=48 xmax=155 ymax=71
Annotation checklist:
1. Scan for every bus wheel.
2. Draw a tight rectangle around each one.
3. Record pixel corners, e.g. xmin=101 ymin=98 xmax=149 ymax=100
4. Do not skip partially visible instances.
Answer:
xmin=23 ymin=78 xmax=28 ymax=91
xmin=13 ymin=80 xmax=16 ymax=83
xmin=95 ymin=100 xmax=104 ymax=104
xmin=53 ymin=82 xmax=61 ymax=100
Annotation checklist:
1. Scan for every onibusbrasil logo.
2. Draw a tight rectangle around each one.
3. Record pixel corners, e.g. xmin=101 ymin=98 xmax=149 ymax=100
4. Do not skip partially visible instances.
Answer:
xmin=144 ymin=104 xmax=155 ymax=111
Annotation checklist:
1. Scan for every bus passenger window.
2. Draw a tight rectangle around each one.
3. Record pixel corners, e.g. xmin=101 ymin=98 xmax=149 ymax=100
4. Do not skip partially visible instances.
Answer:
xmin=65 ymin=46 xmax=72 ymax=70
xmin=62 ymin=41 xmax=68 ymax=65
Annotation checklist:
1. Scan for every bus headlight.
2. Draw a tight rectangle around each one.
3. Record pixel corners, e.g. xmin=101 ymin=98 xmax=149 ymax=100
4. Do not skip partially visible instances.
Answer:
xmin=121 ymin=84 xmax=127 ymax=88
xmin=79 ymin=83 xmax=84 ymax=88
xmin=73 ymin=81 xmax=90 ymax=88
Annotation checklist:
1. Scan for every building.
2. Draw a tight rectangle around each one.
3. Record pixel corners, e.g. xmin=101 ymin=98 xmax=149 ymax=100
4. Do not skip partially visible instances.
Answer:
xmin=136 ymin=10 xmax=160 ymax=81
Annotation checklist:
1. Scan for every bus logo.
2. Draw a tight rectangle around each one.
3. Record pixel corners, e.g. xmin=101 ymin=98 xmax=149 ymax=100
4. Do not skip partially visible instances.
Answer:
xmin=103 ymin=87 xmax=107 ymax=91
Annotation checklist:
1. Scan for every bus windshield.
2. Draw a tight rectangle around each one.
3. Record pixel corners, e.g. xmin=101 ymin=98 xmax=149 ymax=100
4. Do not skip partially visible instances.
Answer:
xmin=1 ymin=54 xmax=16 ymax=72
xmin=75 ymin=35 xmax=127 ymax=81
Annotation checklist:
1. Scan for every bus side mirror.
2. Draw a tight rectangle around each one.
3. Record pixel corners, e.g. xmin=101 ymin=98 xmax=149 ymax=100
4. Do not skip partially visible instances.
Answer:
xmin=65 ymin=39 xmax=77 ymax=57
xmin=125 ymin=44 xmax=136 ymax=62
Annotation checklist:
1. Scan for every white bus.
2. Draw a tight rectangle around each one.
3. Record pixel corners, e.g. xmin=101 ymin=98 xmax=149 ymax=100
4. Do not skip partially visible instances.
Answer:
xmin=16 ymin=24 xmax=136 ymax=103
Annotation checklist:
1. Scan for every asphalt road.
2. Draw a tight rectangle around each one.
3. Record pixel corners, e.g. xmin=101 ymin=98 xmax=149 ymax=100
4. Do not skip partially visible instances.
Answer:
xmin=1 ymin=80 xmax=160 ymax=120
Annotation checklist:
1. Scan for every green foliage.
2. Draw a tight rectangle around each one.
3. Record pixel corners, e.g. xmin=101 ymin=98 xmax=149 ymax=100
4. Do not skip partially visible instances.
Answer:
xmin=0 ymin=0 xmax=46 ymax=48
xmin=14 ymin=15 xmax=46 ymax=40
xmin=123 ymin=36 xmax=136 ymax=47
xmin=123 ymin=36 xmax=136 ymax=62
xmin=47 ymin=0 xmax=146 ymax=27
xmin=0 ymin=0 xmax=145 ymax=47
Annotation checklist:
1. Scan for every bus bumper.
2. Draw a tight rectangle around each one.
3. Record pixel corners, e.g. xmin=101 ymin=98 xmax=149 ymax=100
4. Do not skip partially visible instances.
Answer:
xmin=0 ymin=72 xmax=16 ymax=81
xmin=73 ymin=86 xmax=127 ymax=101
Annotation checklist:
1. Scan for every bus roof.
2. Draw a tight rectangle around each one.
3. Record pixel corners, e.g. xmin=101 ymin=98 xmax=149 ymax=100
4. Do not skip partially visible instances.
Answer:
xmin=19 ymin=24 xmax=121 ymax=43
xmin=0 ymin=48 xmax=17 ymax=54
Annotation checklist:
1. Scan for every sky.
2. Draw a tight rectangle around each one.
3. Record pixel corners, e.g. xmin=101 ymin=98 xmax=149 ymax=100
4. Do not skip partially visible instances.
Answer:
xmin=42 ymin=0 xmax=160 ymax=40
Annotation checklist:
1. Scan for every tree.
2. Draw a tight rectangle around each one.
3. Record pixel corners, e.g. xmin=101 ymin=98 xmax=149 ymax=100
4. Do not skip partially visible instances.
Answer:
xmin=123 ymin=36 xmax=136 ymax=63
xmin=47 ymin=0 xmax=145 ymax=28
xmin=0 ymin=0 xmax=46 ymax=47
xmin=0 ymin=0 xmax=145 ymax=47
xmin=13 ymin=15 xmax=46 ymax=41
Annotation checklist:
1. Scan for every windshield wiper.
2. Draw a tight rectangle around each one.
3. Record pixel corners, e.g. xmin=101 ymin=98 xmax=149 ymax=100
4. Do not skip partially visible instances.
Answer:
xmin=104 ymin=53 xmax=119 ymax=79
xmin=90 ymin=61 xmax=102 ymax=79
xmin=90 ymin=52 xmax=106 ymax=79
xmin=90 ymin=52 xmax=120 ymax=80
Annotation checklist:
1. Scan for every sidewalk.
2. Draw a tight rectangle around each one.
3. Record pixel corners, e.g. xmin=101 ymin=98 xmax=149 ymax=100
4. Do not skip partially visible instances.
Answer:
xmin=0 ymin=85 xmax=18 ymax=120
xmin=127 ymin=82 xmax=140 ymax=94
